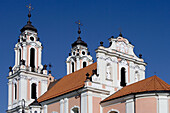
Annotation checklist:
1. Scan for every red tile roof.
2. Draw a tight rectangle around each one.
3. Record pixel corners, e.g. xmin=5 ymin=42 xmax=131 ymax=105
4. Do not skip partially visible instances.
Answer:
xmin=38 ymin=62 xmax=97 ymax=102
xmin=101 ymin=75 xmax=170 ymax=103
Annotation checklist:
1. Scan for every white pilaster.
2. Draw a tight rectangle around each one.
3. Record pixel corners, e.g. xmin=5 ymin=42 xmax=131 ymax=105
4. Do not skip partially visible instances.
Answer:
xmin=60 ymin=99 xmax=64 ymax=113
xmin=64 ymin=98 xmax=68 ymax=113
xmin=8 ymin=80 xmax=12 ymax=109
xmin=96 ymin=53 xmax=106 ymax=84
xmin=22 ymin=43 xmax=27 ymax=61
xmin=66 ymin=62 xmax=69 ymax=75
xmin=77 ymin=57 xmax=80 ymax=70
xmin=44 ymin=105 xmax=48 ymax=113
xmin=126 ymin=98 xmax=134 ymax=113
xmin=157 ymin=95 xmax=168 ymax=113
xmin=81 ymin=92 xmax=87 ymax=113
xmin=41 ymin=80 xmax=48 ymax=95
xmin=88 ymin=92 xmax=93 ymax=113
xmin=19 ymin=76 xmax=27 ymax=100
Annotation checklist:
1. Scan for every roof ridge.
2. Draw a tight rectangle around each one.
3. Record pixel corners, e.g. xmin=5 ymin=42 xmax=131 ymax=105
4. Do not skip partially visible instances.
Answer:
xmin=155 ymin=76 xmax=170 ymax=90
xmin=38 ymin=62 xmax=97 ymax=103
xmin=101 ymin=75 xmax=170 ymax=103
xmin=47 ymin=62 xmax=96 ymax=92
xmin=38 ymin=84 xmax=84 ymax=102
xmin=139 ymin=76 xmax=155 ymax=92
xmin=123 ymin=76 xmax=152 ymax=88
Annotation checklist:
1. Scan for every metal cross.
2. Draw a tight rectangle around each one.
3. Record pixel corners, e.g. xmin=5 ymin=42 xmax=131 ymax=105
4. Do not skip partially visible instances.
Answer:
xmin=154 ymin=72 xmax=157 ymax=75
xmin=75 ymin=20 xmax=83 ymax=30
xmin=49 ymin=63 xmax=52 ymax=70
xmin=26 ymin=4 xmax=34 ymax=14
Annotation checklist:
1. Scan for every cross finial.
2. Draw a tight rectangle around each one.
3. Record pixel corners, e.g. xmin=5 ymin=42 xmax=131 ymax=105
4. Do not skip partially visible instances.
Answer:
xmin=26 ymin=4 xmax=34 ymax=21
xmin=75 ymin=20 xmax=83 ymax=36
xmin=48 ymin=63 xmax=52 ymax=74
xmin=154 ymin=72 xmax=157 ymax=75
xmin=119 ymin=27 xmax=123 ymax=37
xmin=49 ymin=63 xmax=52 ymax=69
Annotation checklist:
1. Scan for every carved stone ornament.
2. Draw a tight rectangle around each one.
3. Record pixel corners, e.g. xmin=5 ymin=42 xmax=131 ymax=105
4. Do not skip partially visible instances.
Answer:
xmin=116 ymin=42 xmax=128 ymax=53
xmin=120 ymin=60 xmax=128 ymax=66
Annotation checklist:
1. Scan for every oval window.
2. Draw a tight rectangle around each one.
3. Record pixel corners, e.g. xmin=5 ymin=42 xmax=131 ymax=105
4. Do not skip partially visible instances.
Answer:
xmin=30 ymin=37 xmax=34 ymax=41
xmin=82 ymin=51 xmax=85 ymax=55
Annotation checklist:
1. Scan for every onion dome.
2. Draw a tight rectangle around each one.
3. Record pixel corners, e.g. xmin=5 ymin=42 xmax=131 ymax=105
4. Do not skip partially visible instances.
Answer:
xmin=72 ymin=37 xmax=87 ymax=47
xmin=20 ymin=21 xmax=37 ymax=33
xmin=20 ymin=10 xmax=37 ymax=32
xmin=72 ymin=20 xmax=87 ymax=47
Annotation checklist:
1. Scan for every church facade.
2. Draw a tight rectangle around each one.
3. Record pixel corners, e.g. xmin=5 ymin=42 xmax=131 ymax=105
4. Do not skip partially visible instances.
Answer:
xmin=7 ymin=11 xmax=170 ymax=113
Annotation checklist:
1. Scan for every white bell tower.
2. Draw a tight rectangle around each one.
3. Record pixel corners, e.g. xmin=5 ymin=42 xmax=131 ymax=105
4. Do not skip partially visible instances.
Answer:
xmin=7 ymin=6 xmax=49 ymax=113
xmin=66 ymin=21 xmax=93 ymax=75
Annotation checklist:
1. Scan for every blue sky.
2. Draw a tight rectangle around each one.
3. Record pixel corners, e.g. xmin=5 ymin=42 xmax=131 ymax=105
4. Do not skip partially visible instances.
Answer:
xmin=1 ymin=0 xmax=170 ymax=112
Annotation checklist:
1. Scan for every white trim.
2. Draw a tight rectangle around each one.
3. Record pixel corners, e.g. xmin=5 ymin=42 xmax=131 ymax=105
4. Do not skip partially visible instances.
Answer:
xmin=107 ymin=109 xmax=120 ymax=113
xmin=60 ymin=99 xmax=64 ymax=113
xmin=64 ymin=98 xmax=68 ymax=113
xmin=88 ymin=92 xmax=93 ymax=113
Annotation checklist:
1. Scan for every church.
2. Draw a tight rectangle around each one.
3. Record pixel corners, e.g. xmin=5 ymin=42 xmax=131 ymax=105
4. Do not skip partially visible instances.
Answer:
xmin=7 ymin=7 xmax=170 ymax=113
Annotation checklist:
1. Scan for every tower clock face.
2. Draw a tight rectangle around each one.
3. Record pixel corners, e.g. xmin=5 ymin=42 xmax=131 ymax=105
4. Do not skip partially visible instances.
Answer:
xmin=116 ymin=42 xmax=128 ymax=53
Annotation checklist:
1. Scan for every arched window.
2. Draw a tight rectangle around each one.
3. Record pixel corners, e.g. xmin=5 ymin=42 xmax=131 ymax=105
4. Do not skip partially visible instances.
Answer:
xmin=83 ymin=62 xmax=86 ymax=68
xmin=14 ymin=83 xmax=17 ymax=100
xmin=34 ymin=111 xmax=37 ymax=113
xmin=31 ymin=83 xmax=36 ymax=99
xmin=30 ymin=48 xmax=35 ymax=68
xmin=135 ymin=71 xmax=140 ymax=81
xmin=72 ymin=62 xmax=74 ymax=73
xmin=19 ymin=49 xmax=21 ymax=65
xmin=109 ymin=111 xmax=118 ymax=113
xmin=71 ymin=107 xmax=79 ymax=113
xmin=120 ymin=67 xmax=126 ymax=87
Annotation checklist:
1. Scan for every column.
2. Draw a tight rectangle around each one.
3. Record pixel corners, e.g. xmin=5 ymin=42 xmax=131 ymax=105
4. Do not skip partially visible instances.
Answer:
xmin=157 ymin=95 xmax=168 ymax=113
xmin=126 ymin=98 xmax=134 ymax=113
xmin=19 ymin=76 xmax=27 ymax=100
xmin=96 ymin=53 xmax=106 ymax=84
xmin=60 ymin=99 xmax=64 ymax=113
xmin=64 ymin=98 xmax=68 ymax=113
xmin=8 ymin=80 xmax=12 ymax=109
xmin=81 ymin=92 xmax=87 ymax=113
xmin=88 ymin=92 xmax=93 ymax=113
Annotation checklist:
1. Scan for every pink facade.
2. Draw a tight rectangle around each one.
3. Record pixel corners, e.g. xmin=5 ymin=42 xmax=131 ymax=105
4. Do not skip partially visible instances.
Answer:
xmin=128 ymin=63 xmax=130 ymax=83
xmin=69 ymin=96 xmax=80 ymax=112
xmin=103 ymin=102 xmax=126 ymax=113
xmin=47 ymin=96 xmax=80 ymax=113
xmin=17 ymin=80 xmax=19 ymax=100
xmin=26 ymin=46 xmax=30 ymax=66
xmin=48 ymin=102 xmax=60 ymax=113
xmin=136 ymin=97 xmax=157 ymax=113
xmin=27 ymin=79 xmax=30 ymax=100
xmin=38 ymin=81 xmax=41 ymax=97
xmin=93 ymin=97 xmax=101 ymax=113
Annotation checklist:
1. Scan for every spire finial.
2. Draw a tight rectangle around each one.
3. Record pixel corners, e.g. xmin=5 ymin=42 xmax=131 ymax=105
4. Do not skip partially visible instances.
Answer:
xmin=75 ymin=20 xmax=83 ymax=37
xmin=119 ymin=27 xmax=123 ymax=37
xmin=48 ymin=63 xmax=52 ymax=74
xmin=26 ymin=4 xmax=34 ymax=22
